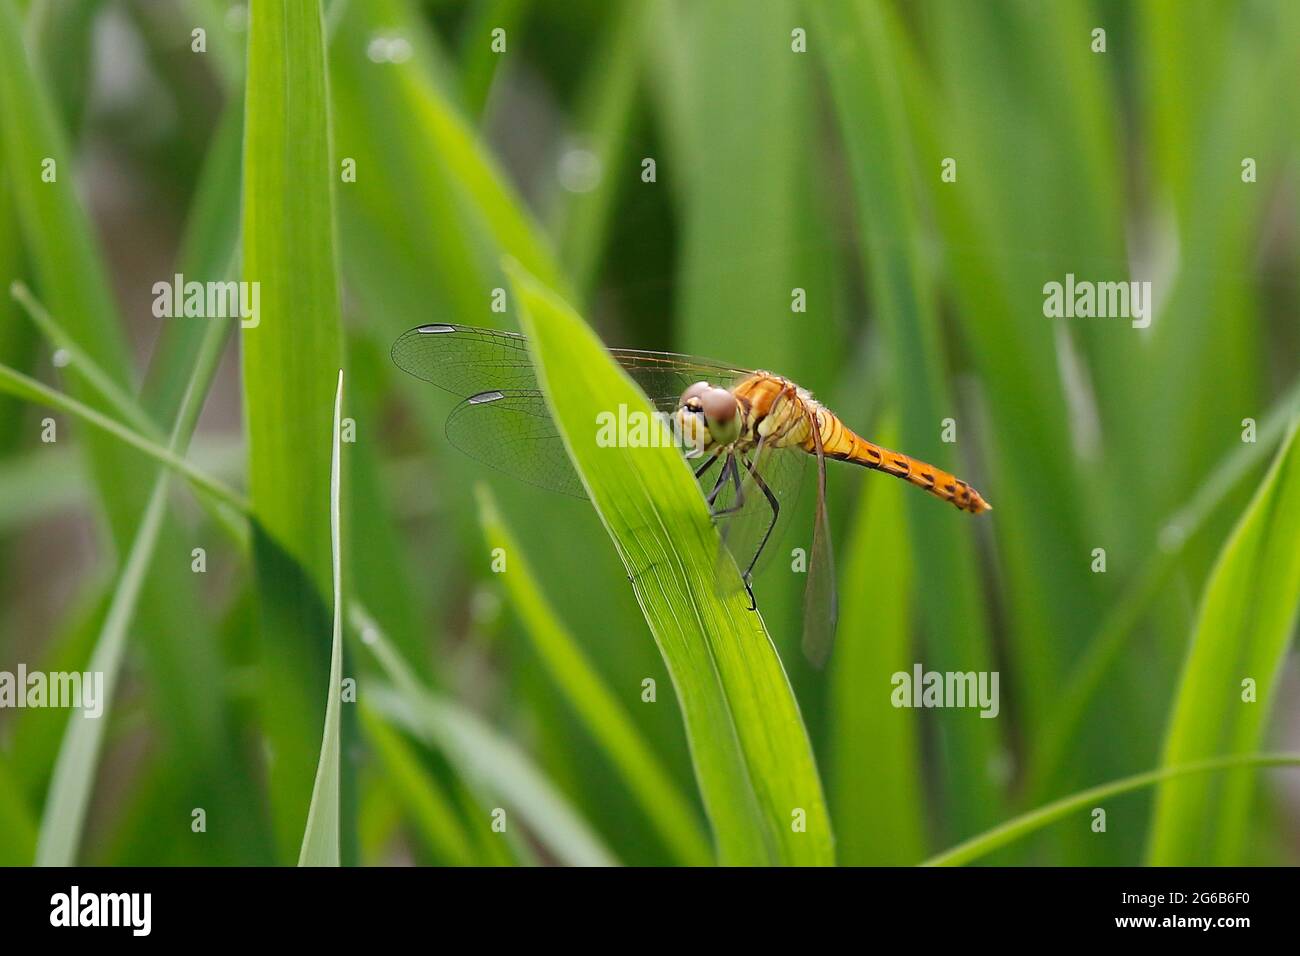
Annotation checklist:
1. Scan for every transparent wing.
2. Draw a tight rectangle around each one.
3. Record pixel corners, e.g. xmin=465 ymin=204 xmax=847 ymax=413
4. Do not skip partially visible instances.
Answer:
xmin=444 ymin=389 xmax=587 ymax=498
xmin=392 ymin=323 xmax=750 ymax=408
xmin=709 ymin=441 xmax=808 ymax=596
xmin=801 ymin=436 xmax=838 ymax=667
xmin=392 ymin=323 xmax=752 ymax=496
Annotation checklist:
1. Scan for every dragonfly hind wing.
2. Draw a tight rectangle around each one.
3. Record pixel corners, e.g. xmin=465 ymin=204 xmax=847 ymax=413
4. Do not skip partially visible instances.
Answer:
xmin=709 ymin=442 xmax=807 ymax=601
xmin=801 ymin=443 xmax=838 ymax=668
xmin=392 ymin=323 xmax=750 ymax=407
xmin=392 ymin=324 xmax=540 ymax=398
xmin=444 ymin=389 xmax=588 ymax=499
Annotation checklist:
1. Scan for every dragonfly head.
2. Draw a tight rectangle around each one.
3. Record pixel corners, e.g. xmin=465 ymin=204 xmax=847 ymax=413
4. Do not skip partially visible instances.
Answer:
xmin=678 ymin=381 xmax=739 ymax=450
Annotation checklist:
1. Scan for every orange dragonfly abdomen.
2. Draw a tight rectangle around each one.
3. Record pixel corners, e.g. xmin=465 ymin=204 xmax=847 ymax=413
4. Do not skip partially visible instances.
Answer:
xmin=805 ymin=407 xmax=992 ymax=514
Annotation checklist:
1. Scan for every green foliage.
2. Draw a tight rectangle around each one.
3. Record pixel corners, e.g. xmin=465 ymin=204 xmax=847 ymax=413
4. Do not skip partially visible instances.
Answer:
xmin=1148 ymin=425 xmax=1300 ymax=864
xmin=0 ymin=0 xmax=1296 ymax=868
xmin=509 ymin=262 xmax=834 ymax=865
xmin=241 ymin=0 xmax=346 ymax=860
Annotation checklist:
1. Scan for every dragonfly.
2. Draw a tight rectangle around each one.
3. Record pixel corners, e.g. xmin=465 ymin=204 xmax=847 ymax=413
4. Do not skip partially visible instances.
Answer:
xmin=392 ymin=323 xmax=991 ymax=666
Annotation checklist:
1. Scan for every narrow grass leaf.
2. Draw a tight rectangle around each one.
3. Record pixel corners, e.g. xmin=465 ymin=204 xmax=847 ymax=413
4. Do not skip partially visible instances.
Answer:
xmin=299 ymin=371 xmax=347 ymax=866
xmin=927 ymin=753 xmax=1300 ymax=868
xmin=242 ymin=0 xmax=347 ymax=859
xmin=358 ymin=705 xmax=477 ymax=866
xmin=507 ymin=261 xmax=833 ymax=865
xmin=353 ymin=607 xmax=618 ymax=867
xmin=35 ymin=319 xmax=232 ymax=865
xmin=830 ymin=418 xmax=926 ymax=865
xmin=1148 ymin=422 xmax=1300 ymax=864
xmin=815 ymin=0 xmax=1002 ymax=839
xmin=0 ymin=361 xmax=246 ymax=513
xmin=476 ymin=483 xmax=712 ymax=866
xmin=0 ymin=0 xmax=153 ymax=549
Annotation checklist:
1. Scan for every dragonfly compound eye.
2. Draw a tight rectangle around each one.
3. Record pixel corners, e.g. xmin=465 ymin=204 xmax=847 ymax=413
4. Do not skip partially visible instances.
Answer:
xmin=701 ymin=388 xmax=739 ymax=442
xmin=679 ymin=381 xmax=711 ymax=407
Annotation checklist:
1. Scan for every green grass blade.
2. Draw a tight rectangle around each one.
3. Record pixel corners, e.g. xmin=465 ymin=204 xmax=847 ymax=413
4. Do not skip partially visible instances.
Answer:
xmin=34 ymin=317 xmax=232 ymax=865
xmin=0 ymin=360 xmax=247 ymax=513
xmin=10 ymin=281 xmax=159 ymax=441
xmin=299 ymin=370 xmax=346 ymax=866
xmin=830 ymin=418 xmax=926 ymax=865
xmin=1027 ymin=376 xmax=1300 ymax=799
xmin=553 ymin=0 xmax=645 ymax=299
xmin=0 ymin=746 xmax=38 ymax=865
xmin=331 ymin=0 xmax=564 ymax=331
xmin=34 ymin=473 xmax=168 ymax=866
xmin=507 ymin=260 xmax=833 ymax=865
xmin=0 ymin=0 xmax=160 ymax=549
xmin=815 ymin=0 xmax=1002 ymax=839
xmin=353 ymin=607 xmax=618 ymax=867
xmin=1147 ymin=422 xmax=1300 ymax=864
xmin=475 ymin=483 xmax=712 ymax=866
xmin=926 ymin=753 xmax=1300 ymax=868
xmin=242 ymin=0 xmax=347 ymax=860
xmin=358 ymin=705 xmax=478 ymax=866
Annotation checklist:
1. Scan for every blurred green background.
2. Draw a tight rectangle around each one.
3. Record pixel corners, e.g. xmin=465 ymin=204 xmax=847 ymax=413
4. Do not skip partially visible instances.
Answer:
xmin=0 ymin=0 xmax=1298 ymax=866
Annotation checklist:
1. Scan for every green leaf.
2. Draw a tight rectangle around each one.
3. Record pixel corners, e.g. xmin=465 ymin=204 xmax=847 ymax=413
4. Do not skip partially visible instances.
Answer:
xmin=241 ymin=0 xmax=347 ymax=860
xmin=553 ymin=0 xmax=646 ymax=299
xmin=814 ymin=0 xmax=1002 ymax=840
xmin=358 ymin=705 xmax=478 ymax=866
xmin=0 ymin=753 xmax=37 ymax=865
xmin=1147 ymin=422 xmax=1300 ymax=864
xmin=927 ymin=753 xmax=1300 ymax=867
xmin=475 ymin=483 xmax=712 ymax=866
xmin=0 ymin=0 xmax=155 ymax=549
xmin=1026 ymin=374 xmax=1300 ymax=800
xmin=0 ymin=360 xmax=246 ymax=514
xmin=830 ymin=417 xmax=926 ymax=865
xmin=353 ymin=607 xmax=618 ymax=867
xmin=34 ymin=318 xmax=233 ymax=865
xmin=506 ymin=260 xmax=833 ymax=866
xmin=299 ymin=370 xmax=346 ymax=866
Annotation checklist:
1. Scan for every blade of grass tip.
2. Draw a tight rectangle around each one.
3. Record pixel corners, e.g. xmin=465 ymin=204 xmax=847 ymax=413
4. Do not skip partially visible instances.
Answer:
xmin=351 ymin=606 xmax=619 ymax=867
xmin=475 ymin=483 xmax=713 ymax=866
xmin=506 ymin=260 xmax=833 ymax=866
xmin=0 ymin=360 xmax=247 ymax=514
xmin=242 ymin=0 xmax=347 ymax=860
xmin=35 ymin=317 xmax=232 ymax=866
xmin=1148 ymin=422 xmax=1300 ymax=865
xmin=299 ymin=370 xmax=346 ymax=866
xmin=925 ymin=753 xmax=1300 ymax=868
xmin=457 ymin=0 xmax=528 ymax=117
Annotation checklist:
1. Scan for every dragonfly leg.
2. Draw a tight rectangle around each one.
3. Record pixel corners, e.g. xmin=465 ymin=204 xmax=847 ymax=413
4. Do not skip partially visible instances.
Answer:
xmin=739 ymin=455 xmax=780 ymax=584
xmin=710 ymin=454 xmax=747 ymax=517
xmin=705 ymin=454 xmax=733 ymax=507
xmin=693 ymin=452 xmax=720 ymax=481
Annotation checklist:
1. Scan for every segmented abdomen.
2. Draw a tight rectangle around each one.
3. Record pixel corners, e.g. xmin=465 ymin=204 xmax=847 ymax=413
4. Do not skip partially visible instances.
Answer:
xmin=805 ymin=409 xmax=992 ymax=514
